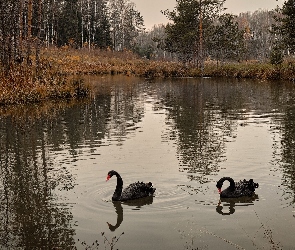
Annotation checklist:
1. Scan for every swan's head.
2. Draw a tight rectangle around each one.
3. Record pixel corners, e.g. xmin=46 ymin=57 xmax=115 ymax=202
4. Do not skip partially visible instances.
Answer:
xmin=106 ymin=170 xmax=116 ymax=181
xmin=216 ymin=181 xmax=223 ymax=194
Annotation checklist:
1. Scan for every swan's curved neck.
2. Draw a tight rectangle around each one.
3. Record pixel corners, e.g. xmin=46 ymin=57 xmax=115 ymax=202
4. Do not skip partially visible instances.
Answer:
xmin=217 ymin=177 xmax=235 ymax=189
xmin=113 ymin=172 xmax=123 ymax=200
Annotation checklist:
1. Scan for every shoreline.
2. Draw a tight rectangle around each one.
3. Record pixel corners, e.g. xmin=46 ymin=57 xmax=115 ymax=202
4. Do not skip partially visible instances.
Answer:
xmin=1 ymin=48 xmax=294 ymax=105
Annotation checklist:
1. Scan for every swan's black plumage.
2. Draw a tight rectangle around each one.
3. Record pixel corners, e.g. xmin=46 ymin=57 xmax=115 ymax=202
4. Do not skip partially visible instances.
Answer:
xmin=106 ymin=170 xmax=156 ymax=201
xmin=216 ymin=177 xmax=259 ymax=198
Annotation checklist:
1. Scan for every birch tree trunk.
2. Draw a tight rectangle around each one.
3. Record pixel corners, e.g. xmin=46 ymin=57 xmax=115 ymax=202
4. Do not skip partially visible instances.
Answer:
xmin=27 ymin=0 xmax=33 ymax=65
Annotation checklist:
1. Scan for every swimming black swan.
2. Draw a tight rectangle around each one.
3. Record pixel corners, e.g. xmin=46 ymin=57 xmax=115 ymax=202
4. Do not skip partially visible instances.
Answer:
xmin=216 ymin=177 xmax=259 ymax=198
xmin=106 ymin=170 xmax=156 ymax=201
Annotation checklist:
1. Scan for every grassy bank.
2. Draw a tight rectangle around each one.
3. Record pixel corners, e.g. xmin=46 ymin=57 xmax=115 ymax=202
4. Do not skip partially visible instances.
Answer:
xmin=43 ymin=47 xmax=295 ymax=81
xmin=199 ymin=60 xmax=295 ymax=81
xmin=0 ymin=69 xmax=88 ymax=105
xmin=1 ymin=47 xmax=295 ymax=105
xmin=41 ymin=47 xmax=187 ymax=77
xmin=0 ymin=50 xmax=90 ymax=105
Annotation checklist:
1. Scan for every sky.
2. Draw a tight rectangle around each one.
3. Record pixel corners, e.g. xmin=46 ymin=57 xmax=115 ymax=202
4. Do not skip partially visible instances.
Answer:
xmin=132 ymin=0 xmax=285 ymax=29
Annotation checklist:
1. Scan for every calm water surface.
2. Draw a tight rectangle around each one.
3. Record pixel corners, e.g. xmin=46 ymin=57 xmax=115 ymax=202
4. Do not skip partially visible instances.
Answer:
xmin=1 ymin=76 xmax=295 ymax=249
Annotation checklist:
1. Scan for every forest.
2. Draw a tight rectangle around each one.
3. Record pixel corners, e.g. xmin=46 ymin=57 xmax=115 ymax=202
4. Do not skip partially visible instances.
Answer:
xmin=0 ymin=0 xmax=295 ymax=104
xmin=0 ymin=0 xmax=144 ymax=68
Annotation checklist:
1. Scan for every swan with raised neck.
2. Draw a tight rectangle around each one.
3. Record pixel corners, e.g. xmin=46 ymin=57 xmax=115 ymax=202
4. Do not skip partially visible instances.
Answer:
xmin=106 ymin=170 xmax=155 ymax=201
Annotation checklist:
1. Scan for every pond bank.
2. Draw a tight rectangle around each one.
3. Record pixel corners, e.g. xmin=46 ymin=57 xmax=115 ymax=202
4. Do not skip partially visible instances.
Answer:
xmin=41 ymin=48 xmax=295 ymax=81
xmin=1 ymin=47 xmax=294 ymax=105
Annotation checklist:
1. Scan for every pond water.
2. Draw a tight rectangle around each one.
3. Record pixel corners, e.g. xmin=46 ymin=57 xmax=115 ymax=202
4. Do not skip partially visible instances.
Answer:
xmin=1 ymin=75 xmax=295 ymax=249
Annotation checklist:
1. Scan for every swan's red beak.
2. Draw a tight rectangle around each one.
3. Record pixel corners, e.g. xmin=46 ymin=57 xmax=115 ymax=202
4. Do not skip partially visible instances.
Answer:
xmin=218 ymin=188 xmax=222 ymax=194
xmin=106 ymin=175 xmax=111 ymax=181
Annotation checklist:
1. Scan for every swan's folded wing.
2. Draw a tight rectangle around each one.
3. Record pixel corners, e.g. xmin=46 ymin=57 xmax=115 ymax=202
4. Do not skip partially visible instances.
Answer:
xmin=121 ymin=182 xmax=155 ymax=200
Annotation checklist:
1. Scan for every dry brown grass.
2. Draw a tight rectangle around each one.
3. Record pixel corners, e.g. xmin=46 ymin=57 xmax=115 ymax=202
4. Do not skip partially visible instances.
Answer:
xmin=43 ymin=47 xmax=295 ymax=81
xmin=41 ymin=47 xmax=188 ymax=77
xmin=1 ymin=47 xmax=295 ymax=105
xmin=189 ymin=60 xmax=295 ymax=81
xmin=0 ymin=50 xmax=89 ymax=105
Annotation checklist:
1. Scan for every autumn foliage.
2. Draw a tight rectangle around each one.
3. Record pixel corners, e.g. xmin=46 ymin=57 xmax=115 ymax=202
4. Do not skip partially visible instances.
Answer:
xmin=0 ymin=53 xmax=89 ymax=105
xmin=1 ymin=46 xmax=295 ymax=105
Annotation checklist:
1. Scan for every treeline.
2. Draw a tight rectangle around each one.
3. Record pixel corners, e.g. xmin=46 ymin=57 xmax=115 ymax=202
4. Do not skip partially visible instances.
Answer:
xmin=1 ymin=0 xmax=295 ymax=75
xmin=136 ymin=10 xmax=276 ymax=63
xmin=0 ymin=0 xmax=144 ymax=72
xmin=136 ymin=0 xmax=295 ymax=67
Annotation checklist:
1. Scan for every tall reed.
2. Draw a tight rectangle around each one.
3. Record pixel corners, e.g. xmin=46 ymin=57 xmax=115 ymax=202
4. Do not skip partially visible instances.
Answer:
xmin=1 ymin=47 xmax=295 ymax=106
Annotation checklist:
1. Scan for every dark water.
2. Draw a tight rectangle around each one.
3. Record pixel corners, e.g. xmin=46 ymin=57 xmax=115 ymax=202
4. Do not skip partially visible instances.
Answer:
xmin=1 ymin=75 xmax=295 ymax=249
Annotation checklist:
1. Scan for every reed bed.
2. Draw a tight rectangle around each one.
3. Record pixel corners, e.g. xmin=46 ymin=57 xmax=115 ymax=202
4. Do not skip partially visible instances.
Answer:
xmin=41 ymin=47 xmax=187 ymax=77
xmin=0 ymin=49 xmax=90 ymax=105
xmin=1 ymin=47 xmax=295 ymax=105
xmin=196 ymin=60 xmax=295 ymax=81
xmin=43 ymin=47 xmax=295 ymax=81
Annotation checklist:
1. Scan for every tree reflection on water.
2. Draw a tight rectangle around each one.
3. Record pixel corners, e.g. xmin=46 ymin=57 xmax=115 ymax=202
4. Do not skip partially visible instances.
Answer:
xmin=1 ymin=76 xmax=295 ymax=249
xmin=160 ymin=79 xmax=239 ymax=191
xmin=280 ymin=105 xmax=295 ymax=205
xmin=0 ymin=101 xmax=84 ymax=248
xmin=0 ymin=96 xmax=112 ymax=248
xmin=0 ymin=120 xmax=75 ymax=248
xmin=0 ymin=78 xmax=145 ymax=249
xmin=158 ymin=78 xmax=295 ymax=203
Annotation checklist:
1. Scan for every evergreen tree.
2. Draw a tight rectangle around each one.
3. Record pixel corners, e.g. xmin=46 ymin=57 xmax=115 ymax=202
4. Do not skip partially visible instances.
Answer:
xmin=163 ymin=0 xmax=225 ymax=65
xmin=280 ymin=0 xmax=295 ymax=53
xmin=208 ymin=14 xmax=245 ymax=63
xmin=57 ymin=0 xmax=82 ymax=47
xmin=273 ymin=0 xmax=295 ymax=55
xmin=270 ymin=42 xmax=284 ymax=65
xmin=92 ymin=1 xmax=112 ymax=48
xmin=92 ymin=15 xmax=112 ymax=49
xmin=79 ymin=0 xmax=112 ymax=49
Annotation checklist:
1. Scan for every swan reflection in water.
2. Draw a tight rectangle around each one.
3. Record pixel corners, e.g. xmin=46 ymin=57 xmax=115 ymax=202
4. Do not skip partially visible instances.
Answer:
xmin=216 ymin=195 xmax=259 ymax=215
xmin=107 ymin=196 xmax=154 ymax=231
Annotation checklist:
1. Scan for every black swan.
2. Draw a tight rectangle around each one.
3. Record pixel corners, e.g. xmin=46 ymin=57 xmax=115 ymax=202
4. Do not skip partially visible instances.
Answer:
xmin=216 ymin=177 xmax=259 ymax=198
xmin=106 ymin=170 xmax=156 ymax=201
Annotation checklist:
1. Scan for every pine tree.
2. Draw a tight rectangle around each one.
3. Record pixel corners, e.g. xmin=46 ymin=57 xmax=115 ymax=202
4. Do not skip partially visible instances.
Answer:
xmin=208 ymin=14 xmax=245 ymax=64
xmin=163 ymin=0 xmax=225 ymax=66
xmin=281 ymin=0 xmax=295 ymax=53
xmin=273 ymin=0 xmax=295 ymax=54
xmin=91 ymin=0 xmax=112 ymax=49
xmin=57 ymin=0 xmax=82 ymax=47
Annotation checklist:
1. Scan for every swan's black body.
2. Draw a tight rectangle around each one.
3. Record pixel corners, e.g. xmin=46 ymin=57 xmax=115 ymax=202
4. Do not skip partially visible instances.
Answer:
xmin=216 ymin=177 xmax=259 ymax=198
xmin=106 ymin=170 xmax=156 ymax=201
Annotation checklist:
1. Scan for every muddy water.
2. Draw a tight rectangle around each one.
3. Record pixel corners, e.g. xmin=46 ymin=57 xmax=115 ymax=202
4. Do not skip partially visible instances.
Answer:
xmin=0 ymin=75 xmax=295 ymax=249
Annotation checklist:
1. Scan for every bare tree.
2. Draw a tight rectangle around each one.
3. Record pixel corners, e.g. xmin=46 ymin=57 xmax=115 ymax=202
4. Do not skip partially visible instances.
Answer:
xmin=108 ymin=0 xmax=144 ymax=51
